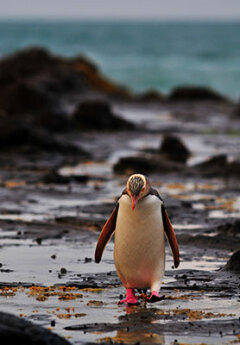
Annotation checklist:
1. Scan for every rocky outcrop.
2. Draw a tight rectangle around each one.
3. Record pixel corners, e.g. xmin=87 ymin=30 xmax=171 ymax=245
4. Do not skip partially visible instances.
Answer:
xmin=223 ymin=251 xmax=240 ymax=273
xmin=168 ymin=86 xmax=228 ymax=102
xmin=190 ymin=154 xmax=240 ymax=178
xmin=136 ymin=89 xmax=164 ymax=102
xmin=159 ymin=135 xmax=190 ymax=163
xmin=0 ymin=47 xmax=132 ymax=101
xmin=0 ymin=311 xmax=70 ymax=345
xmin=73 ymin=100 xmax=135 ymax=130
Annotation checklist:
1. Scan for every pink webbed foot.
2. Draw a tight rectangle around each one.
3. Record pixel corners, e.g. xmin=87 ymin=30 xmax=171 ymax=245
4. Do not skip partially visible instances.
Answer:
xmin=147 ymin=291 xmax=165 ymax=303
xmin=119 ymin=288 xmax=139 ymax=305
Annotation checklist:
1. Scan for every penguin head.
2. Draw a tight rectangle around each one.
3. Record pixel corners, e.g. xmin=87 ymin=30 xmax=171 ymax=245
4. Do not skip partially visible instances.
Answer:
xmin=126 ymin=174 xmax=150 ymax=210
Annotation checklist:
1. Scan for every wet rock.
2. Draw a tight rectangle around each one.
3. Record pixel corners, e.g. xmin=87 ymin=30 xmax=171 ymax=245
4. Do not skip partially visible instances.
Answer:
xmin=190 ymin=154 xmax=227 ymax=177
xmin=168 ymin=86 xmax=228 ymax=102
xmin=232 ymin=102 xmax=240 ymax=117
xmin=34 ymin=111 xmax=73 ymax=133
xmin=159 ymin=135 xmax=190 ymax=163
xmin=0 ymin=47 xmax=132 ymax=100
xmin=191 ymin=154 xmax=240 ymax=178
xmin=114 ymin=156 xmax=159 ymax=174
xmin=113 ymin=156 xmax=182 ymax=174
xmin=136 ymin=89 xmax=164 ymax=102
xmin=0 ymin=311 xmax=70 ymax=345
xmin=223 ymin=251 xmax=240 ymax=273
xmin=42 ymin=170 xmax=89 ymax=184
xmin=0 ymin=81 xmax=55 ymax=115
xmin=217 ymin=220 xmax=240 ymax=235
xmin=73 ymin=100 xmax=135 ymax=130
xmin=0 ymin=125 xmax=88 ymax=157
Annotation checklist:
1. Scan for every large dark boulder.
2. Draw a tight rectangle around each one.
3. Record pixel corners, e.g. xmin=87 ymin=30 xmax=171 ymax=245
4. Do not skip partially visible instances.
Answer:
xmin=159 ymin=135 xmax=190 ymax=163
xmin=0 ymin=81 xmax=55 ymax=115
xmin=168 ymin=86 xmax=228 ymax=102
xmin=0 ymin=123 xmax=87 ymax=156
xmin=73 ymin=100 xmax=135 ymax=130
xmin=0 ymin=47 xmax=132 ymax=99
xmin=0 ymin=311 xmax=70 ymax=345
xmin=223 ymin=251 xmax=240 ymax=273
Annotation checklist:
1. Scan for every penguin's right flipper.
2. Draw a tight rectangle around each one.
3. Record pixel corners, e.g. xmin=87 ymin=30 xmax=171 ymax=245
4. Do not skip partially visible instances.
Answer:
xmin=162 ymin=204 xmax=180 ymax=268
xmin=95 ymin=203 xmax=119 ymax=263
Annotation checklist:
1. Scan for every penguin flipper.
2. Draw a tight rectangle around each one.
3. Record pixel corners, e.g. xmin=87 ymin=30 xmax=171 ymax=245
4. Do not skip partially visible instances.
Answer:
xmin=161 ymin=204 xmax=180 ymax=268
xmin=95 ymin=203 xmax=119 ymax=263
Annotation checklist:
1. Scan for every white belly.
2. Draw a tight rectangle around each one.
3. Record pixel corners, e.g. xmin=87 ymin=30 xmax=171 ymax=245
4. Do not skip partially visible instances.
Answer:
xmin=114 ymin=194 xmax=165 ymax=290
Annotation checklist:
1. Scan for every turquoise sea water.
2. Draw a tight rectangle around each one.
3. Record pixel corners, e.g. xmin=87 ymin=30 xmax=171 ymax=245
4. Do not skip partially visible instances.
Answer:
xmin=0 ymin=20 xmax=240 ymax=99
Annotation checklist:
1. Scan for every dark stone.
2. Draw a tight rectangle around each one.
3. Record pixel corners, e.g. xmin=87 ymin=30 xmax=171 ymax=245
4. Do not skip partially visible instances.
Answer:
xmin=159 ymin=135 xmax=190 ymax=163
xmin=0 ymin=311 xmax=70 ymax=345
xmin=73 ymin=100 xmax=135 ymax=130
xmin=232 ymin=102 xmax=240 ymax=117
xmin=114 ymin=156 xmax=159 ymax=174
xmin=217 ymin=220 xmax=240 ymax=235
xmin=34 ymin=111 xmax=73 ymax=133
xmin=0 ymin=81 xmax=54 ymax=115
xmin=42 ymin=170 xmax=89 ymax=184
xmin=136 ymin=89 xmax=164 ymax=102
xmin=0 ymin=125 xmax=88 ymax=157
xmin=223 ymin=251 xmax=240 ymax=273
xmin=168 ymin=86 xmax=228 ymax=102
xmin=190 ymin=154 xmax=227 ymax=177
xmin=113 ymin=156 xmax=182 ymax=175
xmin=0 ymin=47 xmax=132 ymax=100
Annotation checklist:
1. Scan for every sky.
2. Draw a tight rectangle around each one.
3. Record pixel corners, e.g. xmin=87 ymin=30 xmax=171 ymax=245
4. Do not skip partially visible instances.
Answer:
xmin=1 ymin=0 xmax=240 ymax=20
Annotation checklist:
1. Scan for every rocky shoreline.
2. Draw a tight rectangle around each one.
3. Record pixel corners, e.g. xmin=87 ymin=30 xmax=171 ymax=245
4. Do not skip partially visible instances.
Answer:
xmin=0 ymin=47 xmax=239 ymax=345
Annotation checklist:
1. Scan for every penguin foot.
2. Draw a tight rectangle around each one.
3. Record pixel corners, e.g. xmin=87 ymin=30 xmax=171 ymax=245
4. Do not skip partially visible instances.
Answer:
xmin=119 ymin=297 xmax=139 ymax=305
xmin=147 ymin=291 xmax=165 ymax=303
xmin=118 ymin=288 xmax=139 ymax=305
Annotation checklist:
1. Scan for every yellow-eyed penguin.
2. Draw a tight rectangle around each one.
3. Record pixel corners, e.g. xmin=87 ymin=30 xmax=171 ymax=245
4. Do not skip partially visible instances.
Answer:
xmin=95 ymin=174 xmax=180 ymax=304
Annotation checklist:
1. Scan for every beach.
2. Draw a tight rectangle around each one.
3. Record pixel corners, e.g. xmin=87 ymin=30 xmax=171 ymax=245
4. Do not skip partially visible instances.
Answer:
xmin=0 ymin=21 xmax=239 ymax=345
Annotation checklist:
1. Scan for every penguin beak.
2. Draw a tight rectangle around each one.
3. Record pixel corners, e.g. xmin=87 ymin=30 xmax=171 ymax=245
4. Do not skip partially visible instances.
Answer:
xmin=131 ymin=196 xmax=139 ymax=211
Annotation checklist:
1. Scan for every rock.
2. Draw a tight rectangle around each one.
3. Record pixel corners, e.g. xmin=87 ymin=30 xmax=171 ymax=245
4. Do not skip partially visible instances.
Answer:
xmin=42 ymin=170 xmax=89 ymax=184
xmin=34 ymin=111 xmax=73 ymax=133
xmin=136 ymin=89 xmax=164 ymax=102
xmin=217 ymin=220 xmax=240 ymax=235
xmin=73 ymin=100 xmax=135 ymax=130
xmin=232 ymin=102 xmax=240 ymax=117
xmin=0 ymin=81 xmax=55 ymax=115
xmin=114 ymin=156 xmax=159 ymax=174
xmin=0 ymin=125 xmax=88 ymax=157
xmin=0 ymin=311 xmax=70 ymax=345
xmin=113 ymin=156 xmax=182 ymax=175
xmin=223 ymin=250 xmax=240 ymax=273
xmin=191 ymin=154 xmax=240 ymax=178
xmin=191 ymin=154 xmax=227 ymax=177
xmin=0 ymin=47 xmax=132 ymax=100
xmin=168 ymin=86 xmax=228 ymax=102
xmin=159 ymin=135 xmax=190 ymax=163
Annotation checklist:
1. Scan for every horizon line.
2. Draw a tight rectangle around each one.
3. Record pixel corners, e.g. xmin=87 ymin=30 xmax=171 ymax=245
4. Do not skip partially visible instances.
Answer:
xmin=1 ymin=16 xmax=240 ymax=22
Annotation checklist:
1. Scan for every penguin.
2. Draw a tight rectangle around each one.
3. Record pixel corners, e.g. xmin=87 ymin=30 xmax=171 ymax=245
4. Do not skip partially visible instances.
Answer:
xmin=95 ymin=174 xmax=180 ymax=304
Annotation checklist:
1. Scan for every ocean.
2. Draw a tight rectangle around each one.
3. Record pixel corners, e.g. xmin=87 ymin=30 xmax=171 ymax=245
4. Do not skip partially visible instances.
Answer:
xmin=0 ymin=20 xmax=240 ymax=99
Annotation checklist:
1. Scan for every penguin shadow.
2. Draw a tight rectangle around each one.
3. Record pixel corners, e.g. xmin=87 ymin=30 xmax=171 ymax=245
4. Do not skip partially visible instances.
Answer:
xmin=116 ymin=305 xmax=165 ymax=344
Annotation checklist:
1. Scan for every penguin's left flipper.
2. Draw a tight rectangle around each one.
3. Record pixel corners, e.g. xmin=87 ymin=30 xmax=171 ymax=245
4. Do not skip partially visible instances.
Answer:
xmin=147 ymin=293 xmax=165 ymax=303
xmin=95 ymin=203 xmax=119 ymax=263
